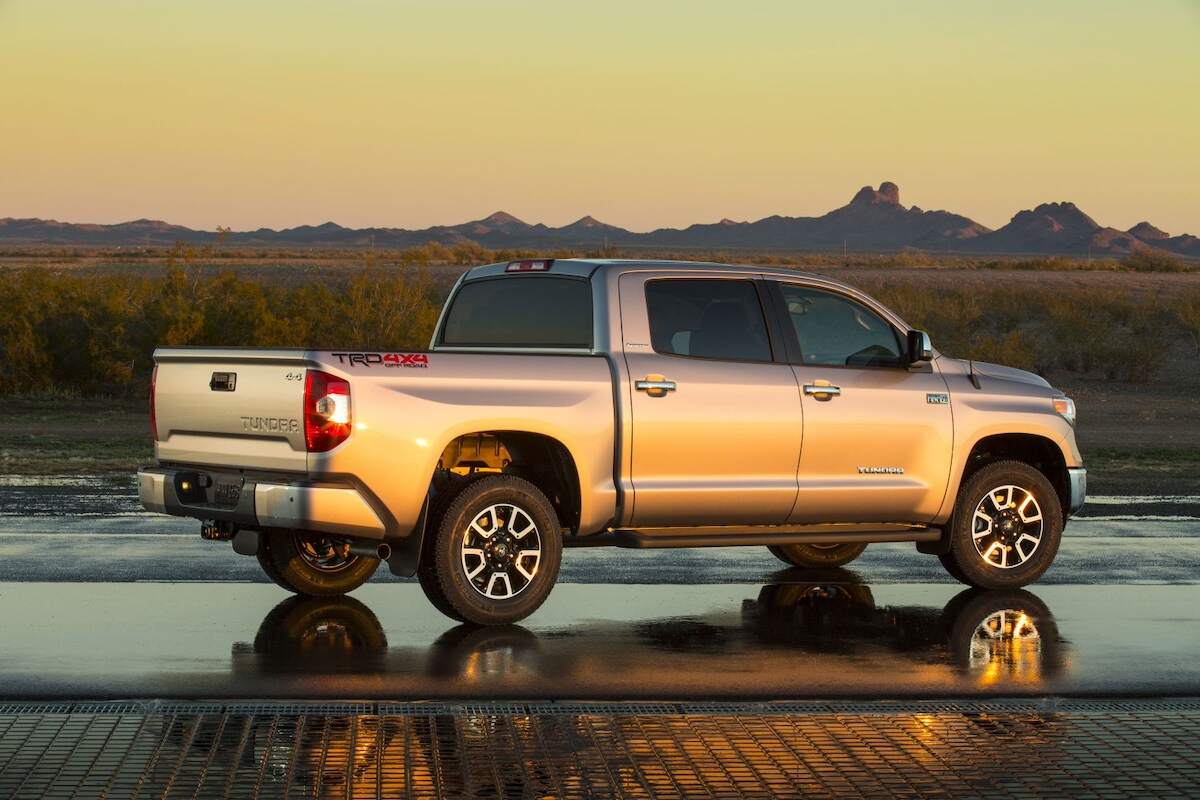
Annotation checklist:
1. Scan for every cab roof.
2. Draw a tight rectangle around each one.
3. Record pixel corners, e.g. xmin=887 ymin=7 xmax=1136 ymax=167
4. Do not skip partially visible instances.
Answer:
xmin=462 ymin=258 xmax=835 ymax=286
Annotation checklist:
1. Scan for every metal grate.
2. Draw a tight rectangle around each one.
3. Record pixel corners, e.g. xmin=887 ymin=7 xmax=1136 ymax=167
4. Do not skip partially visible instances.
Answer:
xmin=1 ymin=700 xmax=1198 ymax=798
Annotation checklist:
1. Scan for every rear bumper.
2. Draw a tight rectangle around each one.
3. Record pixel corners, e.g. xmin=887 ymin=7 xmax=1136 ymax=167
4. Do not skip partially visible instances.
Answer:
xmin=137 ymin=467 xmax=386 ymax=539
xmin=1067 ymin=467 xmax=1087 ymax=516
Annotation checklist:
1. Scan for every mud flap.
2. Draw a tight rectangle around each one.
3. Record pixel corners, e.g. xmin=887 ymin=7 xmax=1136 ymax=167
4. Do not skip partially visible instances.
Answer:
xmin=916 ymin=529 xmax=952 ymax=555
xmin=385 ymin=495 xmax=429 ymax=577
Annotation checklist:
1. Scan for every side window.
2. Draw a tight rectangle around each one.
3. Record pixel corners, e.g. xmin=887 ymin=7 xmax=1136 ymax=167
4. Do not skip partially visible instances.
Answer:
xmin=645 ymin=279 xmax=772 ymax=362
xmin=779 ymin=284 xmax=902 ymax=367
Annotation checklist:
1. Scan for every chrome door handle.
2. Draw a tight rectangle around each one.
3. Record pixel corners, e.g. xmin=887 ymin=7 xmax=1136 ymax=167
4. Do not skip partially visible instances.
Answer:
xmin=803 ymin=383 xmax=841 ymax=397
xmin=635 ymin=379 xmax=677 ymax=392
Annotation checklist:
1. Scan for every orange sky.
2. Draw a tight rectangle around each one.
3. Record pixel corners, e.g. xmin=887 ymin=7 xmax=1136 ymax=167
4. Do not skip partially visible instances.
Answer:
xmin=1 ymin=0 xmax=1197 ymax=233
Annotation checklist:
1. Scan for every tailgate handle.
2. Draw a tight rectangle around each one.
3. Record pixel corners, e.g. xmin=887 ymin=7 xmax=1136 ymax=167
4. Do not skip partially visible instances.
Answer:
xmin=209 ymin=372 xmax=237 ymax=392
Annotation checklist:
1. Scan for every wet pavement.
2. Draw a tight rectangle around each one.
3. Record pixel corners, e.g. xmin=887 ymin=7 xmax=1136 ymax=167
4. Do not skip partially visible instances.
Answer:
xmin=2 ymin=477 xmax=1199 ymax=797
xmin=1 ymin=580 xmax=1198 ymax=700
xmin=0 ymin=475 xmax=1198 ymax=702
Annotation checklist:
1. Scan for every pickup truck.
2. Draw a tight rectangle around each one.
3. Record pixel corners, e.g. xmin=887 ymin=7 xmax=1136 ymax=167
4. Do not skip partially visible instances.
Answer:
xmin=139 ymin=259 xmax=1086 ymax=624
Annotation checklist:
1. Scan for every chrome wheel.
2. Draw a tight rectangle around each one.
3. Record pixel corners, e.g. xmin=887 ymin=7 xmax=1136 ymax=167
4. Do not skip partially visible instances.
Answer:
xmin=459 ymin=503 xmax=542 ymax=600
xmin=292 ymin=532 xmax=358 ymax=573
xmin=971 ymin=485 xmax=1044 ymax=569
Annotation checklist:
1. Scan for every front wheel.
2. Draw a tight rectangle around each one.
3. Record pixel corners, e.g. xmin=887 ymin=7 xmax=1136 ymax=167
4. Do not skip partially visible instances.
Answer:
xmin=259 ymin=529 xmax=380 ymax=596
xmin=941 ymin=461 xmax=1063 ymax=590
xmin=768 ymin=542 xmax=867 ymax=568
xmin=427 ymin=475 xmax=562 ymax=625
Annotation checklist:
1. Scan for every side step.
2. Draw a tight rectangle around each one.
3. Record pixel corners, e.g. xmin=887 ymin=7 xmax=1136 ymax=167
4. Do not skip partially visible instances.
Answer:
xmin=570 ymin=524 xmax=942 ymax=549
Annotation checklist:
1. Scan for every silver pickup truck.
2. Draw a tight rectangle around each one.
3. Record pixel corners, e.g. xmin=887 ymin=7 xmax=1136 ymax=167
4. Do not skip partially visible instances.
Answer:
xmin=140 ymin=259 xmax=1085 ymax=624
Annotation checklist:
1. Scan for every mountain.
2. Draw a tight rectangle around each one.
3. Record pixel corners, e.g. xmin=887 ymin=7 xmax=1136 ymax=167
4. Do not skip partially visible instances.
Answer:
xmin=963 ymin=202 xmax=1165 ymax=256
xmin=1127 ymin=221 xmax=1200 ymax=258
xmin=1 ymin=182 xmax=1194 ymax=258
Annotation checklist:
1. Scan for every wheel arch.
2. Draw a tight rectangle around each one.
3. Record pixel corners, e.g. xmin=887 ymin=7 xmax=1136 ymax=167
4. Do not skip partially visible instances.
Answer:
xmin=387 ymin=429 xmax=582 ymax=578
xmin=958 ymin=433 xmax=1070 ymax=523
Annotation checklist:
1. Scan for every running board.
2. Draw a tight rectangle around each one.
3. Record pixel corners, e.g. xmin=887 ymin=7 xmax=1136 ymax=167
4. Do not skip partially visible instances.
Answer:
xmin=572 ymin=524 xmax=942 ymax=549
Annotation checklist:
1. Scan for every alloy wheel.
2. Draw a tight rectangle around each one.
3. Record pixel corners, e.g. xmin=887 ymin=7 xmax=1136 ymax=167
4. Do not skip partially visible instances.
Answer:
xmin=459 ymin=503 xmax=542 ymax=600
xmin=292 ymin=532 xmax=359 ymax=572
xmin=971 ymin=485 xmax=1044 ymax=569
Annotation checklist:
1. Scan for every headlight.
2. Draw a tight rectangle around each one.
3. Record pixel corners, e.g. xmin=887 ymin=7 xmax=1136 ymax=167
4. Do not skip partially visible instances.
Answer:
xmin=1053 ymin=396 xmax=1076 ymax=428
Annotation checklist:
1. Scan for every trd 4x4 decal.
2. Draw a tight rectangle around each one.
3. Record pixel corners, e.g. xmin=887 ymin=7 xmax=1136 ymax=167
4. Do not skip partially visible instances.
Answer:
xmin=330 ymin=352 xmax=430 ymax=368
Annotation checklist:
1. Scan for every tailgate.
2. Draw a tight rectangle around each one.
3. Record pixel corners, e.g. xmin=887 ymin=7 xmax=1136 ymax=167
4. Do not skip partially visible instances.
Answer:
xmin=153 ymin=348 xmax=314 ymax=472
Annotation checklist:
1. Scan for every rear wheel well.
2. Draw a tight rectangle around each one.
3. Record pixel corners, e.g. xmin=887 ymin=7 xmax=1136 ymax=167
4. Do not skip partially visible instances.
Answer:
xmin=961 ymin=434 xmax=1068 ymax=521
xmin=433 ymin=431 xmax=581 ymax=532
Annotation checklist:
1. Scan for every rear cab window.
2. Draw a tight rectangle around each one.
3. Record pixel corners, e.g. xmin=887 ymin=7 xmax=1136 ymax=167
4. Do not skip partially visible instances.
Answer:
xmin=645 ymin=279 xmax=772 ymax=362
xmin=439 ymin=276 xmax=593 ymax=349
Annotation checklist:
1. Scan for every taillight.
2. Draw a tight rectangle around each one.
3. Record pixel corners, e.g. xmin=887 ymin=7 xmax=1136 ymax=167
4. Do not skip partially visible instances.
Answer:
xmin=304 ymin=369 xmax=352 ymax=452
xmin=149 ymin=365 xmax=159 ymax=441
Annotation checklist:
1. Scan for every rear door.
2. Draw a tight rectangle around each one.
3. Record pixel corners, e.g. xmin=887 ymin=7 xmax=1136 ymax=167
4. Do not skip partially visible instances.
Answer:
xmin=619 ymin=274 xmax=802 ymax=526
xmin=767 ymin=281 xmax=953 ymax=524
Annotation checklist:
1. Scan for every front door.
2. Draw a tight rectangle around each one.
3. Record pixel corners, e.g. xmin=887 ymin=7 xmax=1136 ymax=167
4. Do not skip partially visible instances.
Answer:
xmin=769 ymin=282 xmax=954 ymax=524
xmin=619 ymin=274 xmax=803 ymax=527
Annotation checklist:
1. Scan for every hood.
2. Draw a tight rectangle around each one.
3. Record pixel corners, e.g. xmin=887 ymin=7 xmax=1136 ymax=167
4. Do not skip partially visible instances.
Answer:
xmin=943 ymin=358 xmax=1051 ymax=390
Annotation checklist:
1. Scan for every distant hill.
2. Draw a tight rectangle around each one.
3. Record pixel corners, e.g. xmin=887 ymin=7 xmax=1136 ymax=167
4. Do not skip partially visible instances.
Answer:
xmin=2 ymin=182 xmax=1194 ymax=258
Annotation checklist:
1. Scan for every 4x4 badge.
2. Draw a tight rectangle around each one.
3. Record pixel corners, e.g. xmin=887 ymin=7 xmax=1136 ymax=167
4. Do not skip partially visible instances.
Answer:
xmin=927 ymin=392 xmax=950 ymax=405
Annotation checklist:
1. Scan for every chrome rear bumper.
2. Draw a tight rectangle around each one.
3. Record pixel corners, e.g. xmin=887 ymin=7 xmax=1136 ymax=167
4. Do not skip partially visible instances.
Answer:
xmin=1067 ymin=467 xmax=1087 ymax=516
xmin=138 ymin=467 xmax=386 ymax=539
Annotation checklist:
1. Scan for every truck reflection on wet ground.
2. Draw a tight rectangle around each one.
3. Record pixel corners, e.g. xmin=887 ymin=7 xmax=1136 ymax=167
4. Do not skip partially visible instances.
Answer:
xmin=236 ymin=571 xmax=1066 ymax=693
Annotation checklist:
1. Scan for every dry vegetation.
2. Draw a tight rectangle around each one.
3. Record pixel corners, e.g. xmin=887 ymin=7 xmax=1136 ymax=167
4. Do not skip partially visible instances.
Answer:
xmin=2 ymin=255 xmax=1196 ymax=396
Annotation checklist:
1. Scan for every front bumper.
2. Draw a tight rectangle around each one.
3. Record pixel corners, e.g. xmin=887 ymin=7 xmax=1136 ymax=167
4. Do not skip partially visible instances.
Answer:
xmin=138 ymin=467 xmax=386 ymax=539
xmin=1067 ymin=467 xmax=1087 ymax=516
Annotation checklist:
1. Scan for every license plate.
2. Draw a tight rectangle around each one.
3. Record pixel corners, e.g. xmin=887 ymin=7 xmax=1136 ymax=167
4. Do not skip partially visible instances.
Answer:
xmin=214 ymin=482 xmax=242 ymax=507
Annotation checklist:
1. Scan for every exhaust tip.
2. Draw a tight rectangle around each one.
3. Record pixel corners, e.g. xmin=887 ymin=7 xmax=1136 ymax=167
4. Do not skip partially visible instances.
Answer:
xmin=347 ymin=540 xmax=391 ymax=560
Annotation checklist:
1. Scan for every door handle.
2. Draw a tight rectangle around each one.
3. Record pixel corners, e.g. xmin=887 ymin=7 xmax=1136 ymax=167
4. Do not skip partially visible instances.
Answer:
xmin=803 ymin=382 xmax=841 ymax=399
xmin=635 ymin=375 xmax=676 ymax=397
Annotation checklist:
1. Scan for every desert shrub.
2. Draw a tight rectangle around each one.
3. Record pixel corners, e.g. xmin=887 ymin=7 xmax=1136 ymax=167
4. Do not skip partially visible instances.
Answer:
xmin=0 ymin=265 xmax=1189 ymax=395
xmin=1174 ymin=291 xmax=1200 ymax=355
xmin=1122 ymin=250 xmax=1190 ymax=273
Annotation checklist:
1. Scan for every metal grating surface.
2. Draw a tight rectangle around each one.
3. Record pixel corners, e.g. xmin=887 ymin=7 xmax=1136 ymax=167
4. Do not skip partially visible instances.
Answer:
xmin=0 ymin=700 xmax=1198 ymax=798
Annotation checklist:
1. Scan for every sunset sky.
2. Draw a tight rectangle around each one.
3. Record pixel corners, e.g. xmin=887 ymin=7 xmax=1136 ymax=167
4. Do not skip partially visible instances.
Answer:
xmin=1 ymin=0 xmax=1197 ymax=234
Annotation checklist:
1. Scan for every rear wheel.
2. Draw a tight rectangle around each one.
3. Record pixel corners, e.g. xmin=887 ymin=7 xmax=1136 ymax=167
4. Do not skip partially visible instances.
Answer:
xmin=429 ymin=475 xmax=562 ymax=625
xmin=256 ymin=533 xmax=299 ymax=592
xmin=941 ymin=460 xmax=1063 ymax=590
xmin=260 ymin=529 xmax=380 ymax=596
xmin=768 ymin=542 xmax=867 ymax=568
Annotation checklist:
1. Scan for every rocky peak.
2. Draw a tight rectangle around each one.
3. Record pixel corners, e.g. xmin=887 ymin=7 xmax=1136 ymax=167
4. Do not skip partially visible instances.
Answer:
xmin=849 ymin=181 xmax=901 ymax=207
xmin=1128 ymin=221 xmax=1170 ymax=240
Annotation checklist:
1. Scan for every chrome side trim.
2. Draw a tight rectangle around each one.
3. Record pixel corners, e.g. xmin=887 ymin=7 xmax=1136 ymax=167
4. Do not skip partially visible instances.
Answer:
xmin=1067 ymin=467 xmax=1087 ymax=516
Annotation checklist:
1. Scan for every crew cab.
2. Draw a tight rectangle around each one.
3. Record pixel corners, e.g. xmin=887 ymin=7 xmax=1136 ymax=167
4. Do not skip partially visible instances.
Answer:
xmin=139 ymin=260 xmax=1086 ymax=624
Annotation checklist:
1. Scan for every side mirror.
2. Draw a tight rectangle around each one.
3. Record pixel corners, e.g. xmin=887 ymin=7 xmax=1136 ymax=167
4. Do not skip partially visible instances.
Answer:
xmin=906 ymin=329 xmax=933 ymax=364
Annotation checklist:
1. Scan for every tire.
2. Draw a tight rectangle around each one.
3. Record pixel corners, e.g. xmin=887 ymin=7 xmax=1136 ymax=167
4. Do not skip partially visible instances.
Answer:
xmin=417 ymin=560 xmax=467 ymax=623
xmin=768 ymin=542 xmax=867 ymax=568
xmin=256 ymin=532 xmax=299 ymax=592
xmin=260 ymin=529 xmax=380 ymax=597
xmin=937 ymin=551 xmax=971 ymax=584
xmin=941 ymin=460 xmax=1063 ymax=590
xmin=429 ymin=475 xmax=562 ymax=626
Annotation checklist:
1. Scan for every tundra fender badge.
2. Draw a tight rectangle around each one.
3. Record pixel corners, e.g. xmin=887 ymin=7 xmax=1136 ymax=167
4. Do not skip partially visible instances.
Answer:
xmin=858 ymin=466 xmax=905 ymax=474
xmin=927 ymin=392 xmax=950 ymax=404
